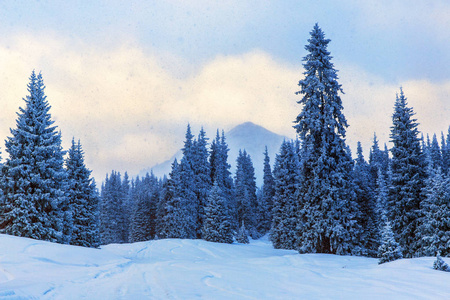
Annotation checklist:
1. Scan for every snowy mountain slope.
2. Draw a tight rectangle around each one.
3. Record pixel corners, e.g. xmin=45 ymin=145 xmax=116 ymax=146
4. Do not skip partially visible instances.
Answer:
xmin=140 ymin=122 xmax=288 ymax=186
xmin=1 ymin=234 xmax=450 ymax=299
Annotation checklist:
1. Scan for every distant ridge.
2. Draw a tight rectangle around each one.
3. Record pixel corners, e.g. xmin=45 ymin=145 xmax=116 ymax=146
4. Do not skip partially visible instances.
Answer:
xmin=139 ymin=122 xmax=289 ymax=186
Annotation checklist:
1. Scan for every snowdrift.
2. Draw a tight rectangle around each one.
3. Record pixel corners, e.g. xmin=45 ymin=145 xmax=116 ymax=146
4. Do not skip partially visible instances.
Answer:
xmin=1 ymin=234 xmax=449 ymax=299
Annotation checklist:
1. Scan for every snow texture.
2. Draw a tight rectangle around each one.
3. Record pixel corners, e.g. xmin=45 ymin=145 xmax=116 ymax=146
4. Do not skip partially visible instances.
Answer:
xmin=1 ymin=234 xmax=450 ymax=299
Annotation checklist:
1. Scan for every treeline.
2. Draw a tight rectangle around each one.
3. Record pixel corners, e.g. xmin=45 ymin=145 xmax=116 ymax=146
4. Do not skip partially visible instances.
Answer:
xmin=100 ymin=128 xmax=271 ymax=245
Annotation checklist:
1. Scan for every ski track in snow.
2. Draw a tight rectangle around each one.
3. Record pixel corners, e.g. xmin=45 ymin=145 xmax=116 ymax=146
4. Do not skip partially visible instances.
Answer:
xmin=1 ymin=234 xmax=450 ymax=299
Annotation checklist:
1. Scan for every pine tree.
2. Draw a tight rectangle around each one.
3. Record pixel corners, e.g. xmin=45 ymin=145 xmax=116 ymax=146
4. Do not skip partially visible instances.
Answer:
xmin=416 ymin=168 xmax=450 ymax=257
xmin=191 ymin=128 xmax=211 ymax=238
xmin=100 ymin=171 xmax=126 ymax=244
xmin=378 ymin=220 xmax=403 ymax=264
xmin=1 ymin=71 xmax=67 ymax=243
xmin=270 ymin=140 xmax=300 ymax=250
xmin=294 ymin=24 xmax=361 ymax=255
xmin=354 ymin=142 xmax=377 ymax=256
xmin=257 ymin=146 xmax=275 ymax=235
xmin=429 ymin=134 xmax=443 ymax=170
xmin=129 ymin=173 xmax=160 ymax=242
xmin=202 ymin=182 xmax=233 ymax=244
xmin=389 ymin=88 xmax=427 ymax=257
xmin=209 ymin=131 xmax=235 ymax=229
xmin=433 ymin=253 xmax=450 ymax=272
xmin=65 ymin=139 xmax=100 ymax=247
xmin=235 ymin=150 xmax=258 ymax=237
xmin=236 ymin=221 xmax=249 ymax=244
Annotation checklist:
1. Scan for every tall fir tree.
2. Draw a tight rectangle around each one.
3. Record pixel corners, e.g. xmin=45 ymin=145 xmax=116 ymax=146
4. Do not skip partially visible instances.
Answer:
xmin=65 ymin=139 xmax=100 ymax=247
xmin=209 ymin=130 xmax=235 ymax=229
xmin=293 ymin=24 xmax=361 ymax=254
xmin=129 ymin=173 xmax=160 ymax=242
xmin=270 ymin=140 xmax=300 ymax=250
xmin=416 ymin=168 xmax=450 ymax=257
xmin=191 ymin=127 xmax=211 ymax=238
xmin=389 ymin=88 xmax=427 ymax=257
xmin=100 ymin=171 xmax=126 ymax=244
xmin=1 ymin=71 xmax=67 ymax=243
xmin=235 ymin=149 xmax=258 ymax=237
xmin=257 ymin=146 xmax=275 ymax=235
xmin=353 ymin=142 xmax=377 ymax=256
xmin=429 ymin=134 xmax=443 ymax=170
xmin=202 ymin=181 xmax=233 ymax=244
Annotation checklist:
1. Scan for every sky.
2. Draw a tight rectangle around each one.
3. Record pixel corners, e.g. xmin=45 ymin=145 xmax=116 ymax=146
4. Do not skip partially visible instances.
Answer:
xmin=0 ymin=0 xmax=449 ymax=182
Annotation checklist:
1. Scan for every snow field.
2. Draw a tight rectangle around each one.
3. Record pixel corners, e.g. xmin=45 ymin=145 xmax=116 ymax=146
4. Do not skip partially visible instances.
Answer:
xmin=1 ymin=234 xmax=450 ymax=299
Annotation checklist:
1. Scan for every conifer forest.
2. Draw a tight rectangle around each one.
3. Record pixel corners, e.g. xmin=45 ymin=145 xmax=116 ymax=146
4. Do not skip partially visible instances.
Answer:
xmin=1 ymin=24 xmax=450 ymax=266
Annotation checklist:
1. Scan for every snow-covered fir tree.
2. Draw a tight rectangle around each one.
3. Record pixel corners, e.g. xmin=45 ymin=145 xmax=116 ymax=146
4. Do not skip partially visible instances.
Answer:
xmin=270 ymin=140 xmax=300 ymax=250
xmin=121 ymin=172 xmax=132 ymax=242
xmin=65 ymin=139 xmax=100 ymax=247
xmin=416 ymin=168 xmax=450 ymax=257
xmin=209 ymin=130 xmax=235 ymax=229
xmin=202 ymin=181 xmax=233 ymax=244
xmin=378 ymin=220 xmax=403 ymax=264
xmin=100 ymin=171 xmax=127 ymax=244
xmin=353 ymin=142 xmax=377 ymax=257
xmin=442 ymin=127 xmax=450 ymax=174
xmin=156 ymin=160 xmax=179 ymax=239
xmin=256 ymin=146 xmax=275 ymax=235
xmin=433 ymin=253 xmax=450 ymax=272
xmin=191 ymin=127 xmax=211 ymax=238
xmin=389 ymin=88 xmax=427 ymax=257
xmin=1 ymin=71 xmax=67 ymax=243
xmin=293 ymin=24 xmax=361 ymax=255
xmin=157 ymin=157 xmax=197 ymax=239
xmin=235 ymin=149 xmax=258 ymax=238
xmin=129 ymin=173 xmax=160 ymax=242
xmin=429 ymin=134 xmax=443 ymax=170
xmin=236 ymin=221 xmax=249 ymax=244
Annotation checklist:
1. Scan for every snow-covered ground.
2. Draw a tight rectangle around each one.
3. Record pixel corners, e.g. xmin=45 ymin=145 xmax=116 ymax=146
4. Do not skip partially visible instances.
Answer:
xmin=1 ymin=234 xmax=449 ymax=299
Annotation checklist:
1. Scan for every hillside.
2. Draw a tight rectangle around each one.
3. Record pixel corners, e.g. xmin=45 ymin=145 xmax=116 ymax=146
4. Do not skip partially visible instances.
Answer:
xmin=1 ymin=234 xmax=450 ymax=299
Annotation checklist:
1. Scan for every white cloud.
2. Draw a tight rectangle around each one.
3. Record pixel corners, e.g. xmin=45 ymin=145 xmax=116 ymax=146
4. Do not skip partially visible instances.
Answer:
xmin=0 ymin=33 xmax=448 ymax=181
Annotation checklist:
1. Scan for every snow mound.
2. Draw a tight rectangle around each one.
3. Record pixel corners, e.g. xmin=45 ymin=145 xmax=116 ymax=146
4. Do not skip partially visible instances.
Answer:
xmin=1 ymin=234 xmax=450 ymax=299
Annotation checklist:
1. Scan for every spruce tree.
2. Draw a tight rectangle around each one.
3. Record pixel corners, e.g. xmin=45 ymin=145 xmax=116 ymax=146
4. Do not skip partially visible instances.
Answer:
xmin=433 ymin=253 xmax=450 ymax=272
xmin=129 ymin=173 xmax=159 ymax=242
xmin=270 ymin=140 xmax=300 ymax=250
xmin=389 ymin=88 xmax=427 ymax=257
xmin=202 ymin=182 xmax=233 ymax=244
xmin=209 ymin=131 xmax=235 ymax=229
xmin=192 ymin=128 xmax=211 ymax=238
xmin=429 ymin=134 xmax=443 ymax=170
xmin=416 ymin=168 xmax=450 ymax=257
xmin=294 ymin=24 xmax=361 ymax=255
xmin=235 ymin=150 xmax=258 ymax=237
xmin=65 ymin=139 xmax=100 ymax=247
xmin=1 ymin=71 xmax=67 ymax=243
xmin=354 ymin=142 xmax=377 ymax=256
xmin=236 ymin=221 xmax=250 ymax=244
xmin=257 ymin=146 xmax=275 ymax=235
xmin=100 ymin=171 xmax=126 ymax=244
xmin=378 ymin=220 xmax=403 ymax=264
